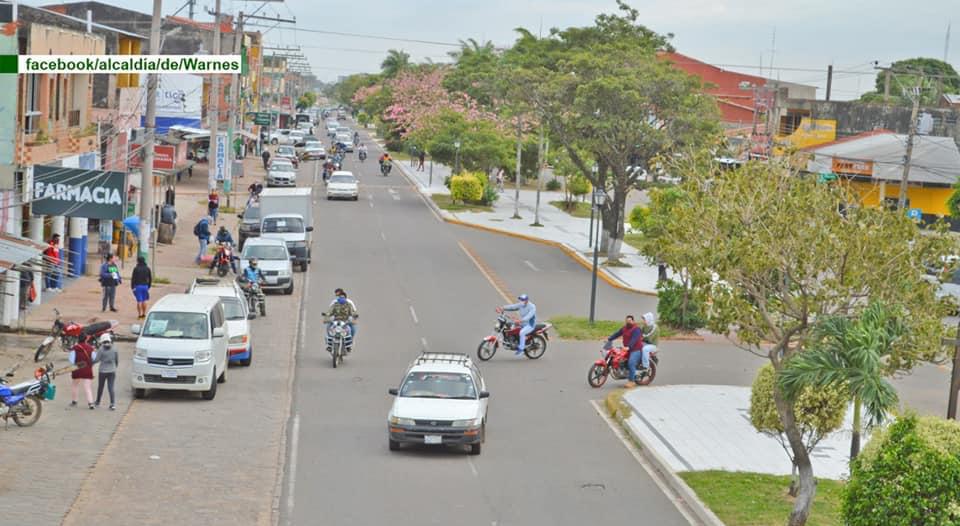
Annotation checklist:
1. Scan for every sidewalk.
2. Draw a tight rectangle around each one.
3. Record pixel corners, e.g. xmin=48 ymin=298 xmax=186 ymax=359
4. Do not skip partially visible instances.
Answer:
xmin=620 ymin=385 xmax=857 ymax=480
xmin=392 ymin=154 xmax=660 ymax=294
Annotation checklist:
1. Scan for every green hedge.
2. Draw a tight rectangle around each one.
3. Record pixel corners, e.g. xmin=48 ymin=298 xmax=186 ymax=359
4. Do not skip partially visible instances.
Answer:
xmin=450 ymin=175 xmax=483 ymax=203
xmin=656 ymin=279 xmax=706 ymax=331
xmin=844 ymin=414 xmax=960 ymax=526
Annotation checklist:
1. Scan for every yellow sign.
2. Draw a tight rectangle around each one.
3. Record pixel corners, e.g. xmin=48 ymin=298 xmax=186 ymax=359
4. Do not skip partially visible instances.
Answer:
xmin=831 ymin=157 xmax=874 ymax=176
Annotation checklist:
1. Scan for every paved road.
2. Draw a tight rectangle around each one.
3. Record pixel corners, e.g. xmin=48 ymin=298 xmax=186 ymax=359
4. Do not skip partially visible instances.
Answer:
xmin=281 ymin=139 xmax=691 ymax=525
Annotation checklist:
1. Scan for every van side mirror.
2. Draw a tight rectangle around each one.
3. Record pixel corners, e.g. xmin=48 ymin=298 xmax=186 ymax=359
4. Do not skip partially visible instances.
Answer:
xmin=130 ymin=324 xmax=142 ymax=335
xmin=212 ymin=327 xmax=226 ymax=338
xmin=305 ymin=226 xmax=314 ymax=232
xmin=388 ymin=388 xmax=399 ymax=396
xmin=479 ymin=391 xmax=490 ymax=399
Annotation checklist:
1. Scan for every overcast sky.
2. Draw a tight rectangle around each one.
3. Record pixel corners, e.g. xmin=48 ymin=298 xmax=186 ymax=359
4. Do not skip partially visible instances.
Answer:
xmin=70 ymin=0 xmax=959 ymax=100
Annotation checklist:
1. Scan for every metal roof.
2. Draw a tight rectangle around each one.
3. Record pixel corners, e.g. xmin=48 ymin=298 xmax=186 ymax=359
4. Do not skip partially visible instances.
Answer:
xmin=0 ymin=233 xmax=47 ymax=272
xmin=807 ymin=132 xmax=960 ymax=186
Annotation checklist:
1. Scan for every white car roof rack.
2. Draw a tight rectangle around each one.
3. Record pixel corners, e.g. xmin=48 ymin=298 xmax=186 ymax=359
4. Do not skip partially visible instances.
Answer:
xmin=414 ymin=352 xmax=471 ymax=366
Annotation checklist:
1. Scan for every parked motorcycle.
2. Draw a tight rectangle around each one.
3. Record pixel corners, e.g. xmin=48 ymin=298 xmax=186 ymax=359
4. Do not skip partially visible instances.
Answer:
xmin=587 ymin=341 xmax=658 ymax=388
xmin=0 ymin=363 xmax=56 ymax=427
xmin=323 ymin=316 xmax=355 ymax=368
xmin=34 ymin=308 xmax=118 ymax=362
xmin=209 ymin=242 xmax=235 ymax=277
xmin=237 ymin=277 xmax=266 ymax=317
xmin=476 ymin=314 xmax=551 ymax=361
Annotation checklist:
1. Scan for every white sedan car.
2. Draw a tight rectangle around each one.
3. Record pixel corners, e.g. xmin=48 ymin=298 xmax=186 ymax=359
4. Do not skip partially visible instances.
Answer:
xmin=188 ymin=278 xmax=255 ymax=366
xmin=326 ymin=171 xmax=358 ymax=201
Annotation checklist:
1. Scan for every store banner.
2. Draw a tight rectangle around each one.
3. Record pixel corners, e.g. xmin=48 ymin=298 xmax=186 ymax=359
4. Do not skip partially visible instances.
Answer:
xmin=32 ymin=166 xmax=127 ymax=220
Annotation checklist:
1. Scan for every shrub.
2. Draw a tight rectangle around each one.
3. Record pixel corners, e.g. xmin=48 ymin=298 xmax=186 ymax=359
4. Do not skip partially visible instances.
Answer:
xmin=844 ymin=414 xmax=960 ymax=526
xmin=479 ymin=184 xmax=499 ymax=205
xmin=750 ymin=363 xmax=847 ymax=439
xmin=468 ymin=171 xmax=488 ymax=191
xmin=450 ymin=175 xmax=483 ymax=203
xmin=546 ymin=178 xmax=562 ymax=191
xmin=443 ymin=175 xmax=452 ymax=189
xmin=629 ymin=205 xmax=648 ymax=231
xmin=656 ymin=279 xmax=706 ymax=331
xmin=567 ymin=173 xmax=591 ymax=200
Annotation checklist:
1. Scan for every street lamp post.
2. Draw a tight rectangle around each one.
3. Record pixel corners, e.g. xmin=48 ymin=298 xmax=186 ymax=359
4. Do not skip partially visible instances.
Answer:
xmin=589 ymin=189 xmax=606 ymax=324
xmin=453 ymin=140 xmax=462 ymax=175
xmin=588 ymin=163 xmax=598 ymax=247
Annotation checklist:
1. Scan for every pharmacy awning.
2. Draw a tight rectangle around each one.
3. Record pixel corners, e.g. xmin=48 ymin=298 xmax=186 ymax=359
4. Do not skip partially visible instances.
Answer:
xmin=0 ymin=233 xmax=46 ymax=272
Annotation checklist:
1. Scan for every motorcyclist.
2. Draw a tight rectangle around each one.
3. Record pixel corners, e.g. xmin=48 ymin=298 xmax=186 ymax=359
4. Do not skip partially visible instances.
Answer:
xmin=639 ymin=312 xmax=659 ymax=375
xmin=378 ymin=153 xmax=392 ymax=174
xmin=328 ymin=288 xmax=358 ymax=337
xmin=326 ymin=295 xmax=358 ymax=352
xmin=210 ymin=227 xmax=237 ymax=274
xmin=353 ymin=131 xmax=360 ymax=145
xmin=358 ymin=143 xmax=368 ymax=161
xmin=497 ymin=293 xmax=537 ymax=356
xmin=242 ymin=258 xmax=265 ymax=284
xmin=606 ymin=315 xmax=644 ymax=386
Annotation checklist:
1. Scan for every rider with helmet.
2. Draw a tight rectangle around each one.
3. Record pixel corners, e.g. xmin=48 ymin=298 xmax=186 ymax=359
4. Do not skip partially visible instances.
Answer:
xmin=211 ymin=226 xmax=237 ymax=273
xmin=606 ymin=315 xmax=644 ymax=386
xmin=242 ymin=258 xmax=264 ymax=284
xmin=497 ymin=293 xmax=537 ymax=356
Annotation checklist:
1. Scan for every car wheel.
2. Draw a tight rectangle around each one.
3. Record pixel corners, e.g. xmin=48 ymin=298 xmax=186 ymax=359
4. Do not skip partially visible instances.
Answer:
xmin=202 ymin=369 xmax=218 ymax=400
xmin=218 ymin=367 xmax=227 ymax=384
xmin=300 ymin=261 xmax=309 ymax=272
xmin=469 ymin=441 xmax=481 ymax=456
xmin=327 ymin=195 xmax=332 ymax=200
xmin=284 ymin=282 xmax=294 ymax=295
xmin=389 ymin=438 xmax=400 ymax=451
xmin=133 ymin=388 xmax=146 ymax=399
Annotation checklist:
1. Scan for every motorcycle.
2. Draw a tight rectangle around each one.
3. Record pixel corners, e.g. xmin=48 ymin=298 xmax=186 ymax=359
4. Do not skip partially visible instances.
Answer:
xmin=34 ymin=308 xmax=118 ymax=362
xmin=476 ymin=313 xmax=552 ymax=361
xmin=0 ymin=363 xmax=56 ymax=427
xmin=587 ymin=341 xmax=658 ymax=388
xmin=209 ymin=242 xmax=235 ymax=277
xmin=237 ymin=277 xmax=266 ymax=317
xmin=380 ymin=161 xmax=392 ymax=176
xmin=358 ymin=150 xmax=367 ymax=163
xmin=323 ymin=316 xmax=355 ymax=368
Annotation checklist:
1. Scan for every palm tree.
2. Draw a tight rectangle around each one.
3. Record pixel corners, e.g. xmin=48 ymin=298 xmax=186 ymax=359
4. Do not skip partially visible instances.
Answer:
xmin=380 ymin=49 xmax=411 ymax=78
xmin=778 ymin=302 xmax=904 ymax=459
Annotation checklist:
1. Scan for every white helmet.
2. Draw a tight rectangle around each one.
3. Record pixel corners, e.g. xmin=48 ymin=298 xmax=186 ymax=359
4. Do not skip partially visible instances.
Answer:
xmin=99 ymin=333 xmax=113 ymax=345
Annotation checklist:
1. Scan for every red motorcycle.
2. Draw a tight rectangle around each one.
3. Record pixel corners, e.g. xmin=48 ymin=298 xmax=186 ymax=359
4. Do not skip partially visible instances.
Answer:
xmin=210 ymin=242 xmax=234 ymax=277
xmin=34 ymin=308 xmax=118 ymax=362
xmin=476 ymin=313 xmax=552 ymax=361
xmin=587 ymin=341 xmax=658 ymax=388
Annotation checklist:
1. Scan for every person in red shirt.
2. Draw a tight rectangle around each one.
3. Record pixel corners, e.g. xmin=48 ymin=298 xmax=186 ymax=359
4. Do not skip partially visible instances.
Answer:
xmin=69 ymin=336 xmax=97 ymax=409
xmin=43 ymin=234 xmax=62 ymax=291
xmin=605 ymin=315 xmax=645 ymax=387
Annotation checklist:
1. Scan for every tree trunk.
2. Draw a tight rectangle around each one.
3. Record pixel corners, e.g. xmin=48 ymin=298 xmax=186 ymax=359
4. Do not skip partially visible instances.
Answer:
xmin=850 ymin=396 xmax=862 ymax=460
xmin=602 ymin=190 xmax=627 ymax=261
xmin=773 ymin=379 xmax=817 ymax=526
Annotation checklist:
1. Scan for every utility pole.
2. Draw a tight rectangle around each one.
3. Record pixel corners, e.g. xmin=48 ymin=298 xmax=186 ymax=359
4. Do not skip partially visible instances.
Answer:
xmin=883 ymin=69 xmax=892 ymax=103
xmin=226 ymin=11 xmax=243 ymax=210
xmin=825 ymin=65 xmax=833 ymax=101
xmin=512 ymin=116 xmax=522 ymax=219
xmin=140 ymin=0 xmax=162 ymax=270
xmin=948 ymin=317 xmax=960 ymax=420
xmin=208 ymin=0 xmax=222 ymax=194
xmin=897 ymin=76 xmax=923 ymax=211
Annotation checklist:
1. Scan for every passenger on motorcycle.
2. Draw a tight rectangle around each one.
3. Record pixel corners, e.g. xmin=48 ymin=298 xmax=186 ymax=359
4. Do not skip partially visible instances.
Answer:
xmin=210 ymin=226 xmax=238 ymax=274
xmin=606 ymin=315 xmax=644 ymax=386
xmin=326 ymin=295 xmax=358 ymax=352
xmin=497 ymin=294 xmax=537 ymax=355
xmin=640 ymin=312 xmax=658 ymax=372
xmin=328 ymin=288 xmax=358 ymax=337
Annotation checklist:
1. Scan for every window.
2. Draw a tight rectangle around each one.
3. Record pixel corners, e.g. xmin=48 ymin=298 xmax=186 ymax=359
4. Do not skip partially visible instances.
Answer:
xmin=23 ymin=75 xmax=40 ymax=133
xmin=242 ymin=245 xmax=288 ymax=260
xmin=261 ymin=217 xmax=304 ymax=233
xmin=222 ymin=298 xmax=245 ymax=321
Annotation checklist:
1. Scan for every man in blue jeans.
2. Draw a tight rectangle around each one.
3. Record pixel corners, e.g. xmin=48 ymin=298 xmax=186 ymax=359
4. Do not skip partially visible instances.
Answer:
xmin=606 ymin=315 xmax=644 ymax=387
xmin=498 ymin=293 xmax=537 ymax=356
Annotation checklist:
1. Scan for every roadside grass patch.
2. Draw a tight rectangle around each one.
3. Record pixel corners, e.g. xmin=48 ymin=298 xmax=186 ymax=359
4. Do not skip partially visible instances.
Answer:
xmin=153 ymin=277 xmax=172 ymax=285
xmin=604 ymin=389 xmax=632 ymax=422
xmin=602 ymin=259 xmax=632 ymax=268
xmin=623 ymin=233 xmax=644 ymax=250
xmin=679 ymin=471 xmax=843 ymax=526
xmin=549 ymin=315 xmax=677 ymax=340
xmin=549 ymin=200 xmax=592 ymax=218
xmin=431 ymin=194 xmax=493 ymax=213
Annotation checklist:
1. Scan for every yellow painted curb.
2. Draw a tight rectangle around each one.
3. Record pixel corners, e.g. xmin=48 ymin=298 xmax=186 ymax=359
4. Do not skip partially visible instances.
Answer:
xmin=442 ymin=216 xmax=657 ymax=297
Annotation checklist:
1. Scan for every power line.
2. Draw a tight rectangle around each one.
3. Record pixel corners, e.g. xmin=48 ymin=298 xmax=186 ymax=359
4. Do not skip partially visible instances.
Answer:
xmin=263 ymin=26 xmax=460 ymax=47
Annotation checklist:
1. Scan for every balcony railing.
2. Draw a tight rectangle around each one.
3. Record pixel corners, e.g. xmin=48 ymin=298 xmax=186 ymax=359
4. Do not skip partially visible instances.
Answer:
xmin=23 ymin=111 xmax=41 ymax=134
xmin=67 ymin=109 xmax=81 ymax=127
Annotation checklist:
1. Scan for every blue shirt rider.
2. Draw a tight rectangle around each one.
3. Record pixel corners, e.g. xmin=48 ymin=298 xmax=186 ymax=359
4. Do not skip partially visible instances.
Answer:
xmin=498 ymin=293 xmax=537 ymax=356
xmin=242 ymin=258 xmax=264 ymax=284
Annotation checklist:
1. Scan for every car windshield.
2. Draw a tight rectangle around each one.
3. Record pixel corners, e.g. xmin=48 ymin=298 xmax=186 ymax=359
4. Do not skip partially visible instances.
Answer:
xmin=306 ymin=142 xmax=323 ymax=148
xmin=330 ymin=175 xmax=355 ymax=184
xmin=270 ymin=164 xmax=295 ymax=173
xmin=222 ymin=298 xmax=245 ymax=320
xmin=142 ymin=312 xmax=208 ymax=339
xmin=277 ymin=147 xmax=295 ymax=156
xmin=243 ymin=207 xmax=261 ymax=220
xmin=243 ymin=245 xmax=288 ymax=260
xmin=399 ymin=372 xmax=477 ymax=399
xmin=262 ymin=217 xmax=304 ymax=233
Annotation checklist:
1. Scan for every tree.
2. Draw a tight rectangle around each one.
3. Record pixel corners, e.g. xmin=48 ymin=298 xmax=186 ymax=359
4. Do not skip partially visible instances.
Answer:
xmin=412 ymin=109 xmax=512 ymax=175
xmin=380 ymin=49 xmax=411 ymax=78
xmin=296 ymin=91 xmax=316 ymax=111
xmin=860 ymin=57 xmax=960 ymax=106
xmin=779 ymin=302 xmax=905 ymax=460
xmin=653 ymin=156 xmax=956 ymax=526
xmin=444 ymin=39 xmax=500 ymax=106
xmin=332 ymin=73 xmax=380 ymax=106
xmin=507 ymin=2 xmax=721 ymax=261
xmin=750 ymin=363 xmax=847 ymax=496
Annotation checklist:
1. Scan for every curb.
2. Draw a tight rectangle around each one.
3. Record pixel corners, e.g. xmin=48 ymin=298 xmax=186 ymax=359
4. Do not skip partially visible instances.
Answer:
xmin=596 ymin=398 xmax=725 ymax=526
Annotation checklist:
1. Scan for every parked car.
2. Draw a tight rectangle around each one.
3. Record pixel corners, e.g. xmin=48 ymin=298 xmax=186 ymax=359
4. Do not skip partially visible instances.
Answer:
xmin=326 ymin=171 xmax=359 ymax=201
xmin=239 ymin=237 xmax=294 ymax=295
xmin=188 ymin=278 xmax=255 ymax=366
xmin=387 ymin=353 xmax=489 ymax=455
xmin=269 ymin=129 xmax=294 ymax=145
xmin=237 ymin=204 xmax=261 ymax=249
xmin=130 ymin=294 xmax=229 ymax=401
xmin=274 ymin=145 xmax=299 ymax=168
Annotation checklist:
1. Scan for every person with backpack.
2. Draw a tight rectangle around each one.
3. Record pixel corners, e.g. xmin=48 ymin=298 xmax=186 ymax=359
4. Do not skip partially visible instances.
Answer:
xmin=98 ymin=254 xmax=121 ymax=312
xmin=207 ymin=190 xmax=220 ymax=225
xmin=194 ymin=216 xmax=212 ymax=264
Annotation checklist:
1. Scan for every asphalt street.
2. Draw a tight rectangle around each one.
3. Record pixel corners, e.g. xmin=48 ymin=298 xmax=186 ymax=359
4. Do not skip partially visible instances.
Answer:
xmin=281 ymin=138 xmax=691 ymax=526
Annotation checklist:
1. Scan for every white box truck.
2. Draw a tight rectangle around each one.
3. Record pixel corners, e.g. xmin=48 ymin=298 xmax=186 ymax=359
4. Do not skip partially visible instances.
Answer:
xmin=258 ymin=188 xmax=314 ymax=272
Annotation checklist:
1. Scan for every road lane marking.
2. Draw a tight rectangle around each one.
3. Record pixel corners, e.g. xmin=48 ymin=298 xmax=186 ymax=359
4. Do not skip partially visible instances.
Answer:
xmin=388 ymin=188 xmax=401 ymax=201
xmin=468 ymin=457 xmax=479 ymax=478
xmin=409 ymin=305 xmax=419 ymax=324
xmin=524 ymin=260 xmax=540 ymax=272
xmin=458 ymin=241 xmax=513 ymax=303
xmin=369 ymin=201 xmax=374 ymax=208
xmin=284 ymin=413 xmax=301 ymax=525
xmin=421 ymin=337 xmax=429 ymax=351
xmin=380 ymin=231 xmax=387 ymax=241
xmin=589 ymin=400 xmax=699 ymax=525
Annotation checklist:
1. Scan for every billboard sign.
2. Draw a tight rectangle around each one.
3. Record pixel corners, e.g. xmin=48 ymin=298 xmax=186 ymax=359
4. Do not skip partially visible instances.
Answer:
xmin=129 ymin=144 xmax=176 ymax=170
xmin=140 ymin=74 xmax=203 ymax=135
xmin=214 ymin=134 xmax=230 ymax=181
xmin=831 ymin=157 xmax=873 ymax=176
xmin=32 ymin=166 xmax=127 ymax=220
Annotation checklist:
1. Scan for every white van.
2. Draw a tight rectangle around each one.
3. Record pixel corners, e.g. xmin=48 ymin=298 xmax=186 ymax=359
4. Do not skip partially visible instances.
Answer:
xmin=130 ymin=294 xmax=230 ymax=401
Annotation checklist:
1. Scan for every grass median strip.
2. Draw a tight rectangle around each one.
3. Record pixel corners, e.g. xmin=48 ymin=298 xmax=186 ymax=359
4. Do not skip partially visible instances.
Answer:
xmin=549 ymin=200 xmax=592 ymax=218
xmin=431 ymin=194 xmax=493 ymax=213
xmin=678 ymin=471 xmax=843 ymax=526
xmin=549 ymin=315 xmax=677 ymax=340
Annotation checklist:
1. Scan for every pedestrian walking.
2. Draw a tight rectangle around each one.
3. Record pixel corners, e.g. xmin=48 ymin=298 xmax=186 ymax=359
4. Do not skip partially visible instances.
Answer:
xmin=69 ymin=336 xmax=97 ymax=410
xmin=207 ymin=189 xmax=220 ymax=225
xmin=194 ymin=216 xmax=212 ymax=264
xmin=496 ymin=168 xmax=505 ymax=193
xmin=43 ymin=234 xmax=62 ymax=291
xmin=418 ymin=150 xmax=426 ymax=172
xmin=261 ymin=149 xmax=271 ymax=170
xmin=94 ymin=333 xmax=119 ymax=410
xmin=99 ymin=254 xmax=121 ymax=312
xmin=131 ymin=256 xmax=152 ymax=319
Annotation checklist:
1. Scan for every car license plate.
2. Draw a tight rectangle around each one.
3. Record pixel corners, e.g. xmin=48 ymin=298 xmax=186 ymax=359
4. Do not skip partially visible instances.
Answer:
xmin=424 ymin=435 xmax=442 ymax=445
xmin=266 ymin=276 xmax=278 ymax=284
xmin=160 ymin=369 xmax=178 ymax=379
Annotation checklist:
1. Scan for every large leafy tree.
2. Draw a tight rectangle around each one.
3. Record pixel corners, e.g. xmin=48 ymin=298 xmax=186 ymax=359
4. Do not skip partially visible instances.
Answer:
xmin=860 ymin=57 xmax=960 ymax=106
xmin=444 ymin=39 xmax=500 ymax=107
xmin=652 ymin=156 xmax=956 ymax=526
xmin=507 ymin=2 xmax=721 ymax=260
xmin=380 ymin=49 xmax=411 ymax=78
